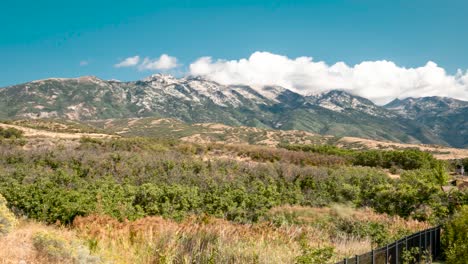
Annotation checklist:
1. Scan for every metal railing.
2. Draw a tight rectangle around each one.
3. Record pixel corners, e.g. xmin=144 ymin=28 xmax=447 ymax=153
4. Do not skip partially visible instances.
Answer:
xmin=336 ymin=226 xmax=441 ymax=264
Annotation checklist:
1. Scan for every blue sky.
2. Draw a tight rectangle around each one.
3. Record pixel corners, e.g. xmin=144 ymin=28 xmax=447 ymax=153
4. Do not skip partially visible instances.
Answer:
xmin=1 ymin=0 xmax=468 ymax=95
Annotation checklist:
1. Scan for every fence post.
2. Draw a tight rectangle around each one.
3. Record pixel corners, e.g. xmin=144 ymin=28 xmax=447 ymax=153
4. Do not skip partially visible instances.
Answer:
xmin=419 ymin=230 xmax=422 ymax=261
xmin=386 ymin=244 xmax=389 ymax=263
xmin=344 ymin=258 xmax=347 ymax=264
xmin=371 ymin=249 xmax=374 ymax=264
xmin=425 ymin=229 xmax=428 ymax=261
xmin=431 ymin=228 xmax=435 ymax=258
xmin=395 ymin=240 xmax=399 ymax=264
xmin=432 ymin=227 xmax=436 ymax=260
xmin=355 ymin=254 xmax=359 ymax=264
xmin=398 ymin=240 xmax=401 ymax=264
xmin=436 ymin=227 xmax=439 ymax=257
xmin=434 ymin=227 xmax=437 ymax=258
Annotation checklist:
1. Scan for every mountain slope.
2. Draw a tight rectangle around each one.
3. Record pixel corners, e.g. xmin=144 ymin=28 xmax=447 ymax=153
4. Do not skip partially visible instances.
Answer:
xmin=0 ymin=74 xmax=459 ymax=147
xmin=0 ymin=75 xmax=283 ymax=126
xmin=385 ymin=97 xmax=468 ymax=148
xmin=273 ymin=90 xmax=444 ymax=145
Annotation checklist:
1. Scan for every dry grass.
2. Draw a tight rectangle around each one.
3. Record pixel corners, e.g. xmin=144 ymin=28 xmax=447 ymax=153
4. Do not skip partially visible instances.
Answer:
xmin=0 ymin=123 xmax=114 ymax=140
xmin=266 ymin=205 xmax=430 ymax=258
xmin=0 ymin=206 xmax=431 ymax=264
xmin=73 ymin=215 xmax=302 ymax=264
xmin=0 ymin=220 xmax=99 ymax=264
xmin=0 ymin=221 xmax=68 ymax=264
xmin=70 ymin=206 xmax=430 ymax=264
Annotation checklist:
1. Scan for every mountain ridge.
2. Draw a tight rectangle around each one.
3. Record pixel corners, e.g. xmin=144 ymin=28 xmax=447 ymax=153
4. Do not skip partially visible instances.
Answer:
xmin=384 ymin=96 xmax=468 ymax=148
xmin=0 ymin=74 xmax=466 ymax=148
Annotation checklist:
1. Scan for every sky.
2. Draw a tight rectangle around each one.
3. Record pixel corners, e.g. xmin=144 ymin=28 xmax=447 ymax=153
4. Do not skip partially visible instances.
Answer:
xmin=1 ymin=0 xmax=468 ymax=104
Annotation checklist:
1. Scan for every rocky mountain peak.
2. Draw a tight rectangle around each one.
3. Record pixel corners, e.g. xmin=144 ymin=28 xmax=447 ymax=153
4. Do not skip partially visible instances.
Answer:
xmin=0 ymin=76 xmax=467 ymax=147
xmin=385 ymin=96 xmax=468 ymax=118
xmin=305 ymin=89 xmax=387 ymax=116
xmin=143 ymin=73 xmax=179 ymax=85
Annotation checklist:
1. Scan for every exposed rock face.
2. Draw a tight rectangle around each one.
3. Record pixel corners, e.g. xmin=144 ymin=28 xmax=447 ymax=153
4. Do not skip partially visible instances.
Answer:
xmin=0 ymin=74 xmax=466 ymax=147
xmin=385 ymin=97 xmax=468 ymax=148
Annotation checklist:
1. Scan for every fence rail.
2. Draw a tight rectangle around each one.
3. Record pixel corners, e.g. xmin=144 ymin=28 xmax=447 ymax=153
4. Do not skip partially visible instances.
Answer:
xmin=336 ymin=226 xmax=441 ymax=264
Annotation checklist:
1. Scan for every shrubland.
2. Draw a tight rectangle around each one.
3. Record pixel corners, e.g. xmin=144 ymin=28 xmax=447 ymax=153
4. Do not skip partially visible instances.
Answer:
xmin=281 ymin=143 xmax=444 ymax=171
xmin=0 ymin=136 xmax=466 ymax=263
xmin=443 ymin=205 xmax=468 ymax=263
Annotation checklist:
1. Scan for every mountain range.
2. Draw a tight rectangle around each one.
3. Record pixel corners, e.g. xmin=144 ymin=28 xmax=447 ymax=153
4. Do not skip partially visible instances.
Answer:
xmin=0 ymin=74 xmax=466 ymax=148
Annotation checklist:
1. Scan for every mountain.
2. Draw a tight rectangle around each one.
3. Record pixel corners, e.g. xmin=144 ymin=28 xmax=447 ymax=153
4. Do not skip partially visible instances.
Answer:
xmin=0 ymin=74 xmax=462 ymax=147
xmin=385 ymin=97 xmax=468 ymax=148
xmin=0 ymin=75 xmax=280 ymax=126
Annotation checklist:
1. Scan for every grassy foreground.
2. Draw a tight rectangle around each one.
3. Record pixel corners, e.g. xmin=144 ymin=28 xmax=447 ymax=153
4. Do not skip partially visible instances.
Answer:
xmin=1 ymin=204 xmax=429 ymax=263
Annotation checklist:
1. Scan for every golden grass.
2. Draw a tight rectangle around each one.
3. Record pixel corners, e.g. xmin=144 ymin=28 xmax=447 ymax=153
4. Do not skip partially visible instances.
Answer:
xmin=0 ymin=221 xmax=67 ymax=264
xmin=70 ymin=205 xmax=430 ymax=264
xmin=0 ymin=220 xmax=99 ymax=264
xmin=73 ymin=215 xmax=302 ymax=264
xmin=0 ymin=205 xmax=431 ymax=264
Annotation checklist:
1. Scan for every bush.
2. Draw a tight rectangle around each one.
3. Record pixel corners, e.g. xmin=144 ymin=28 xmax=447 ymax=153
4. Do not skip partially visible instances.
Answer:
xmin=0 ymin=193 xmax=17 ymax=235
xmin=443 ymin=206 xmax=468 ymax=263
xmin=352 ymin=149 xmax=438 ymax=170
xmin=33 ymin=231 xmax=73 ymax=261
xmin=295 ymin=236 xmax=335 ymax=264
xmin=401 ymin=247 xmax=420 ymax=264
xmin=0 ymin=136 xmax=459 ymax=225
xmin=335 ymin=218 xmax=390 ymax=246
xmin=0 ymin=127 xmax=24 ymax=139
xmin=281 ymin=144 xmax=440 ymax=170
xmin=33 ymin=230 xmax=100 ymax=263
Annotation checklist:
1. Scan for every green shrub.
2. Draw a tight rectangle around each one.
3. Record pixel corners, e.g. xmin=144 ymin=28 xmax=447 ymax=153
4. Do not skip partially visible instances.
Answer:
xmin=295 ymin=236 xmax=335 ymax=264
xmin=0 ymin=193 xmax=17 ymax=235
xmin=0 ymin=137 xmax=459 ymax=225
xmin=280 ymin=144 xmax=440 ymax=171
xmin=0 ymin=127 xmax=24 ymax=139
xmin=401 ymin=247 xmax=420 ymax=264
xmin=279 ymin=144 xmax=355 ymax=157
xmin=443 ymin=206 xmax=468 ymax=263
xmin=353 ymin=149 xmax=438 ymax=170
xmin=335 ymin=219 xmax=390 ymax=246
xmin=33 ymin=231 xmax=73 ymax=260
xmin=33 ymin=230 xmax=100 ymax=263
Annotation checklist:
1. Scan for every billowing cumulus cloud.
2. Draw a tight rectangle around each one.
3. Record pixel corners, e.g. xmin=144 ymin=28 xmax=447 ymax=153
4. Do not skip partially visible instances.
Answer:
xmin=189 ymin=51 xmax=468 ymax=104
xmin=139 ymin=54 xmax=178 ymax=71
xmin=115 ymin=56 xmax=140 ymax=68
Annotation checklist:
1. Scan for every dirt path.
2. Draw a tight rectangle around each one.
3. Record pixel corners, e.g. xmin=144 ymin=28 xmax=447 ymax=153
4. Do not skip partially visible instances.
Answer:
xmin=0 ymin=123 xmax=115 ymax=139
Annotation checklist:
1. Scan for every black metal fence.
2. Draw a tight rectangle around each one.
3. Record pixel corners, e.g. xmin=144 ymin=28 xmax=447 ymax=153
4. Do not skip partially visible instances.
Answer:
xmin=336 ymin=226 xmax=441 ymax=264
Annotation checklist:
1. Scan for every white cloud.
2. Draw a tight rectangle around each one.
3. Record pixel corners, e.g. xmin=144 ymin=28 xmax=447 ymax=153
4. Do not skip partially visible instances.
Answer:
xmin=138 ymin=54 xmax=178 ymax=71
xmin=79 ymin=60 xmax=89 ymax=66
xmin=115 ymin=56 xmax=140 ymax=68
xmin=189 ymin=51 xmax=468 ymax=104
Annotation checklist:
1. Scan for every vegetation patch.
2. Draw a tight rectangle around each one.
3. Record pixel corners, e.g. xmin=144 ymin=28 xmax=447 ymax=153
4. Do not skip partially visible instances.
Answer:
xmin=0 ymin=135 xmax=465 ymax=263
xmin=33 ymin=230 xmax=100 ymax=263
xmin=443 ymin=205 xmax=468 ymax=263
xmin=0 ymin=193 xmax=17 ymax=235
xmin=0 ymin=127 xmax=23 ymax=139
